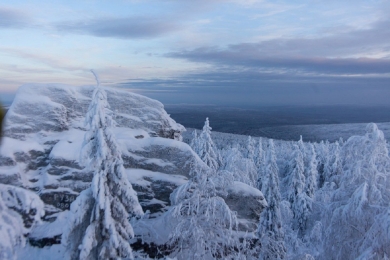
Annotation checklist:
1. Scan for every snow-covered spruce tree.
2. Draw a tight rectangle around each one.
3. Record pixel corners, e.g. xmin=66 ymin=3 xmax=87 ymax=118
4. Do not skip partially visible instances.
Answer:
xmin=330 ymin=141 xmax=342 ymax=180
xmin=315 ymin=140 xmax=329 ymax=188
xmin=245 ymin=136 xmax=256 ymax=161
xmin=258 ymin=139 xmax=286 ymax=260
xmin=323 ymin=123 xmax=390 ymax=259
xmin=254 ymin=137 xmax=264 ymax=169
xmin=62 ymin=72 xmax=143 ymax=260
xmin=0 ymin=184 xmax=44 ymax=260
xmin=304 ymin=143 xmax=318 ymax=199
xmin=287 ymin=144 xmax=305 ymax=204
xmin=297 ymin=136 xmax=306 ymax=159
xmin=197 ymin=117 xmax=220 ymax=171
xmin=222 ymin=144 xmax=257 ymax=187
xmin=190 ymin=129 xmax=200 ymax=155
xmin=287 ymin=144 xmax=311 ymax=236
xmin=255 ymin=138 xmax=266 ymax=191
xmin=167 ymin=161 xmax=240 ymax=259
xmin=322 ymin=141 xmax=342 ymax=184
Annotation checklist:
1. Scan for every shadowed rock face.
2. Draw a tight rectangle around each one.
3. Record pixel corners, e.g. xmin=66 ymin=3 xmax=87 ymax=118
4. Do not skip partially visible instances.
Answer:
xmin=0 ymin=84 xmax=265 ymax=246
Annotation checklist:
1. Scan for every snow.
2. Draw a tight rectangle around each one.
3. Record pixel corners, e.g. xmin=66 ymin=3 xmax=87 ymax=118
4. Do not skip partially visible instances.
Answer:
xmin=228 ymin=181 xmax=265 ymax=198
xmin=17 ymin=244 xmax=66 ymax=260
xmin=30 ymin=210 xmax=69 ymax=240
xmin=0 ymin=136 xmax=43 ymax=158
xmin=49 ymin=129 xmax=85 ymax=162
xmin=0 ymin=184 xmax=45 ymax=259
xmin=122 ymin=135 xmax=194 ymax=154
xmin=143 ymin=158 xmax=174 ymax=167
xmin=126 ymin=169 xmax=187 ymax=187
xmin=116 ymin=112 xmax=143 ymax=122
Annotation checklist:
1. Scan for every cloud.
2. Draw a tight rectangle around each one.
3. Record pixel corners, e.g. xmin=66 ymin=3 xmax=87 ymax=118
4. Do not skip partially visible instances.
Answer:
xmin=56 ymin=16 xmax=181 ymax=39
xmin=0 ymin=7 xmax=32 ymax=29
xmin=167 ymin=19 xmax=390 ymax=75
xmin=0 ymin=47 xmax=86 ymax=72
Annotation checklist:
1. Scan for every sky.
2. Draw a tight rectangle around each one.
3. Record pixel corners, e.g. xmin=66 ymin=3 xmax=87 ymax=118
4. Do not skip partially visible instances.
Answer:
xmin=0 ymin=0 xmax=390 ymax=107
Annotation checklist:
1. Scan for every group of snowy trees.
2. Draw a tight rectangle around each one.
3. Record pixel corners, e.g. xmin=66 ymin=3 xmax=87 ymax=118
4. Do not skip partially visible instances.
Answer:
xmin=190 ymin=119 xmax=390 ymax=260
xmin=167 ymin=163 xmax=239 ymax=259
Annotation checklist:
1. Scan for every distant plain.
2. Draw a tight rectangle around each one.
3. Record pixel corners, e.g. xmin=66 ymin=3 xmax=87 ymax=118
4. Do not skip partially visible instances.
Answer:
xmin=166 ymin=105 xmax=390 ymax=142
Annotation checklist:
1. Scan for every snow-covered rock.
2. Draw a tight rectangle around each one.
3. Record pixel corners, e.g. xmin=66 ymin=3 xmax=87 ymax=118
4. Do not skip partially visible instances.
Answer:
xmin=0 ymin=84 xmax=186 ymax=221
xmin=0 ymin=84 xmax=267 ymax=252
xmin=226 ymin=181 xmax=267 ymax=230
xmin=4 ymin=84 xmax=184 ymax=139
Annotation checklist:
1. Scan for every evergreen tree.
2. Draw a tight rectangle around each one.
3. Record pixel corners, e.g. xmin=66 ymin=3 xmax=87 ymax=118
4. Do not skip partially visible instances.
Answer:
xmin=287 ymin=144 xmax=305 ymax=204
xmin=255 ymin=138 xmax=265 ymax=191
xmin=63 ymin=72 xmax=143 ymax=260
xmin=190 ymin=129 xmax=200 ymax=155
xmin=316 ymin=140 xmax=330 ymax=188
xmin=168 ymin=161 xmax=239 ymax=259
xmin=245 ymin=136 xmax=256 ymax=161
xmin=324 ymin=123 xmax=390 ymax=259
xmin=287 ymin=144 xmax=311 ymax=235
xmin=323 ymin=141 xmax=342 ymax=183
xmin=222 ymin=144 xmax=257 ymax=187
xmin=254 ymin=137 xmax=264 ymax=169
xmin=258 ymin=140 xmax=286 ymax=260
xmin=330 ymin=141 xmax=342 ymax=178
xmin=305 ymin=143 xmax=318 ymax=199
xmin=197 ymin=118 xmax=220 ymax=170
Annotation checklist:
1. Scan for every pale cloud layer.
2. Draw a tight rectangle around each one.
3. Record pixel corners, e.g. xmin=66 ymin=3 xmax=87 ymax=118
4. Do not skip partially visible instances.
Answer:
xmin=0 ymin=7 xmax=32 ymax=28
xmin=56 ymin=16 xmax=181 ymax=39
xmin=0 ymin=0 xmax=389 ymax=107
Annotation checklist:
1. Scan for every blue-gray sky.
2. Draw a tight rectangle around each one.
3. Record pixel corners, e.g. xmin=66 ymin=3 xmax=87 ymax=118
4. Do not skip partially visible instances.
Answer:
xmin=0 ymin=0 xmax=389 ymax=107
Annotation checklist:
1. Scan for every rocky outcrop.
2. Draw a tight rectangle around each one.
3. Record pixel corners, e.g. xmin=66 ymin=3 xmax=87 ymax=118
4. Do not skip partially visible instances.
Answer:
xmin=0 ymin=84 xmax=265 ymax=248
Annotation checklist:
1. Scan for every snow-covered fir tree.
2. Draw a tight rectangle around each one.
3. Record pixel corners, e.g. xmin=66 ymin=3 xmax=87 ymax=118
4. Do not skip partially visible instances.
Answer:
xmin=0 ymin=184 xmax=44 ymax=260
xmin=221 ymin=144 xmax=257 ymax=187
xmin=287 ymin=144 xmax=311 ymax=236
xmin=297 ymin=136 xmax=306 ymax=159
xmin=304 ymin=143 xmax=318 ymax=199
xmin=287 ymin=144 xmax=305 ymax=204
xmin=254 ymin=137 xmax=264 ymax=169
xmin=255 ymin=138 xmax=265 ymax=191
xmin=258 ymin=139 xmax=286 ymax=260
xmin=167 ymin=161 xmax=240 ymax=259
xmin=323 ymin=123 xmax=390 ymax=259
xmin=315 ymin=140 xmax=329 ymax=188
xmin=62 ymin=72 xmax=143 ymax=260
xmin=189 ymin=129 xmax=200 ymax=155
xmin=322 ymin=140 xmax=342 ymax=184
xmin=330 ymin=141 xmax=342 ymax=177
xmin=197 ymin=118 xmax=220 ymax=171
xmin=245 ymin=136 xmax=256 ymax=161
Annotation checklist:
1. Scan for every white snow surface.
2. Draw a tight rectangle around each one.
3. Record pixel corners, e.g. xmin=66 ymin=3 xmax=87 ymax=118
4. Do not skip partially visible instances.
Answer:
xmin=49 ymin=129 xmax=85 ymax=163
xmin=229 ymin=181 xmax=265 ymax=199
xmin=126 ymin=169 xmax=187 ymax=188
xmin=0 ymin=136 xmax=44 ymax=159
